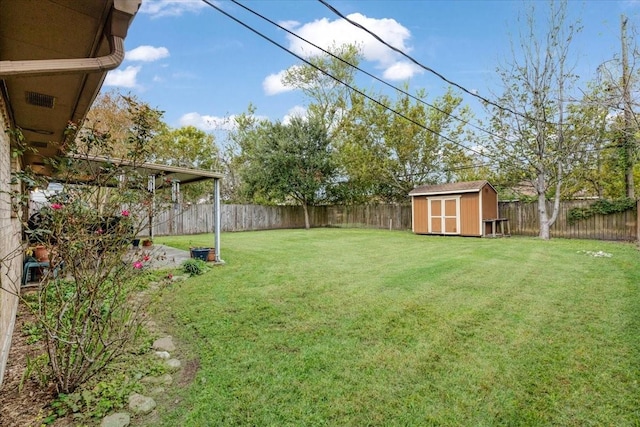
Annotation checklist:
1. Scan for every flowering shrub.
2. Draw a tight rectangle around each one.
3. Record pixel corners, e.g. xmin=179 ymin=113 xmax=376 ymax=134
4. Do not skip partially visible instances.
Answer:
xmin=6 ymin=97 xmax=167 ymax=394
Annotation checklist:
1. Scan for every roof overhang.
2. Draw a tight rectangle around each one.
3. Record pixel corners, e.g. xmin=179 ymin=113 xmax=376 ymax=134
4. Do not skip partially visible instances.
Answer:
xmin=0 ymin=0 xmax=141 ymax=173
xmin=408 ymin=180 xmax=497 ymax=197
xmin=61 ymin=154 xmax=223 ymax=189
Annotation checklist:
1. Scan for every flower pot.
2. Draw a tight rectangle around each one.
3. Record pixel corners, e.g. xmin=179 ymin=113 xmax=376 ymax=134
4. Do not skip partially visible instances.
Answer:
xmin=34 ymin=245 xmax=49 ymax=262
xmin=142 ymin=239 xmax=152 ymax=247
xmin=207 ymin=249 xmax=216 ymax=262
xmin=191 ymin=248 xmax=209 ymax=261
xmin=132 ymin=238 xmax=140 ymax=248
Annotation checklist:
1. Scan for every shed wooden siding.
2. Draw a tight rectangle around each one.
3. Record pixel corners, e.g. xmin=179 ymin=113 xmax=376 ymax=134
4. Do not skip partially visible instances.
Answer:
xmin=460 ymin=193 xmax=480 ymax=235
xmin=409 ymin=180 xmax=498 ymax=237
xmin=412 ymin=197 xmax=428 ymax=233
xmin=481 ymin=185 xmax=498 ymax=235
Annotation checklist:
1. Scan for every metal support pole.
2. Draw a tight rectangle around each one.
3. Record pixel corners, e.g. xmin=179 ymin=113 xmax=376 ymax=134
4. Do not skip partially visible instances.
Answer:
xmin=214 ymin=178 xmax=221 ymax=262
xmin=172 ymin=179 xmax=180 ymax=235
xmin=147 ymin=175 xmax=155 ymax=239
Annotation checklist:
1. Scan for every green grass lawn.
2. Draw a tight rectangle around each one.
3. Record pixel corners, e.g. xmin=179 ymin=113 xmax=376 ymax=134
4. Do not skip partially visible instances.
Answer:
xmin=151 ymin=229 xmax=640 ymax=426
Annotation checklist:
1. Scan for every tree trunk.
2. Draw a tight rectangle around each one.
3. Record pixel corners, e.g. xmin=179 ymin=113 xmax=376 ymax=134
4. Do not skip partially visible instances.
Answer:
xmin=302 ymin=203 xmax=310 ymax=230
xmin=537 ymin=175 xmax=551 ymax=240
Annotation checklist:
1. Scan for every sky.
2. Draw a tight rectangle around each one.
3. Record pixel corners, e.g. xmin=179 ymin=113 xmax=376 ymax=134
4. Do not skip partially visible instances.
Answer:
xmin=103 ymin=0 xmax=640 ymax=139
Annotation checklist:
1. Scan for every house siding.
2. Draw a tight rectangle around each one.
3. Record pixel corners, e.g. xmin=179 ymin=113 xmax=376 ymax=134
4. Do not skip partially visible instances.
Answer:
xmin=0 ymin=101 xmax=23 ymax=387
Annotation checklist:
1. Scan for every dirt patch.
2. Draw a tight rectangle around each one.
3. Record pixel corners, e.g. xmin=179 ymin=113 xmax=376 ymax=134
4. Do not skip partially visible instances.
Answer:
xmin=0 ymin=296 xmax=63 ymax=427
xmin=1 ymin=289 xmax=199 ymax=427
xmin=176 ymin=358 xmax=199 ymax=387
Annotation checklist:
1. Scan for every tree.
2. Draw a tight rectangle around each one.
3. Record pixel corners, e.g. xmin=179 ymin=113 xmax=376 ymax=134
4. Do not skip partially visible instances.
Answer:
xmin=239 ymin=117 xmax=336 ymax=229
xmin=151 ymin=126 xmax=220 ymax=202
xmin=487 ymin=0 xmax=582 ymax=239
xmin=338 ymin=87 xmax=473 ymax=202
xmin=282 ymin=44 xmax=362 ymax=135
xmin=83 ymin=91 xmax=167 ymax=160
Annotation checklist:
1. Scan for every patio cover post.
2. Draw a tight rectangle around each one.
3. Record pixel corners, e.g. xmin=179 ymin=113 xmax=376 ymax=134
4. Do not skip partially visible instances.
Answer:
xmin=172 ymin=179 xmax=180 ymax=235
xmin=214 ymin=177 xmax=221 ymax=261
xmin=147 ymin=174 xmax=155 ymax=239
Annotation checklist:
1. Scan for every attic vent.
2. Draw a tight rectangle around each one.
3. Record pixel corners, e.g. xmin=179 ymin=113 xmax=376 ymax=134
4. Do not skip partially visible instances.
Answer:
xmin=25 ymin=91 xmax=55 ymax=109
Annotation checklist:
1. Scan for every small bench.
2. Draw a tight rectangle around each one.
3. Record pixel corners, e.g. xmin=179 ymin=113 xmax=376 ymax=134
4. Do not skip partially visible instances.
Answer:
xmin=22 ymin=261 xmax=64 ymax=286
xmin=483 ymin=218 xmax=511 ymax=238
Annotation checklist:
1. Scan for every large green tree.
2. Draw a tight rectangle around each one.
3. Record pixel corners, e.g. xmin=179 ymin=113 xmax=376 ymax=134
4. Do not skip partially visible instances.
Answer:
xmin=338 ymin=87 xmax=473 ymax=202
xmin=239 ymin=117 xmax=336 ymax=229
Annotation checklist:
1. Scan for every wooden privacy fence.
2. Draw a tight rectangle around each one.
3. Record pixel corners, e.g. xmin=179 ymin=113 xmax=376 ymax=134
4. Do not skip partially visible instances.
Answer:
xmin=499 ymin=200 xmax=638 ymax=241
xmin=150 ymin=201 xmax=638 ymax=241
xmin=151 ymin=203 xmax=412 ymax=235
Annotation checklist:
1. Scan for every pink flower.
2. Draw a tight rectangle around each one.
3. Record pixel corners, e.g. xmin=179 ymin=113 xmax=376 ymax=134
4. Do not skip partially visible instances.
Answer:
xmin=51 ymin=203 xmax=63 ymax=210
xmin=133 ymin=261 xmax=143 ymax=269
xmin=167 ymin=273 xmax=173 ymax=279
xmin=143 ymin=255 xmax=150 ymax=262
xmin=95 ymin=228 xmax=104 ymax=235
xmin=121 ymin=209 xmax=130 ymax=217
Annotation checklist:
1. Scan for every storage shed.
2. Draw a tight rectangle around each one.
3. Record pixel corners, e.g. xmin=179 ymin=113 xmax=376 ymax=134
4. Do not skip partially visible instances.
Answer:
xmin=409 ymin=180 xmax=499 ymax=237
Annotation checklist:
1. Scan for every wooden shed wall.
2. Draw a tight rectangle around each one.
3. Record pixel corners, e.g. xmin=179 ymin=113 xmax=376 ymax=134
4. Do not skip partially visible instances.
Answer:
xmin=481 ymin=185 xmax=498 ymax=220
xmin=460 ymin=193 xmax=480 ymax=236
xmin=412 ymin=197 xmax=428 ymax=233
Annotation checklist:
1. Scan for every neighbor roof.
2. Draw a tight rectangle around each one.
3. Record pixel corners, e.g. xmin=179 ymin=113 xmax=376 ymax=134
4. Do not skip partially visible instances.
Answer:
xmin=409 ymin=180 xmax=493 ymax=196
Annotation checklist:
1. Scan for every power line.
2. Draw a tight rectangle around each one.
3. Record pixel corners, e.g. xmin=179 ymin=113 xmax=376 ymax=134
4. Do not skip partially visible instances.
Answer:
xmin=200 ymin=0 xmax=495 ymax=161
xmin=228 ymin=0 xmax=515 ymax=148
xmin=316 ymin=0 xmax=560 ymax=126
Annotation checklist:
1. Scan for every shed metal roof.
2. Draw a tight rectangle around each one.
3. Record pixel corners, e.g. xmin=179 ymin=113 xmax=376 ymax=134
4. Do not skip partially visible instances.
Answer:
xmin=409 ymin=180 xmax=494 ymax=196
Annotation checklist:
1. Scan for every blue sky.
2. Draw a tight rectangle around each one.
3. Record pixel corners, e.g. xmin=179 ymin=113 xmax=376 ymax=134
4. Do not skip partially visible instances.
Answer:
xmin=103 ymin=0 xmax=640 ymax=136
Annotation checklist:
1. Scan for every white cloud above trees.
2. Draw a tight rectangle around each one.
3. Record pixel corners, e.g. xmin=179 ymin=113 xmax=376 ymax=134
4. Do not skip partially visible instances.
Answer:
xmin=263 ymin=12 xmax=420 ymax=95
xmin=125 ymin=45 xmax=170 ymax=62
xmin=104 ymin=66 xmax=141 ymax=88
xmin=140 ymin=0 xmax=208 ymax=18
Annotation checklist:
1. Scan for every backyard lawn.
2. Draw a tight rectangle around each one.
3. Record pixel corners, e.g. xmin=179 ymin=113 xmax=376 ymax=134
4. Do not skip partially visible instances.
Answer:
xmin=151 ymin=228 xmax=640 ymax=426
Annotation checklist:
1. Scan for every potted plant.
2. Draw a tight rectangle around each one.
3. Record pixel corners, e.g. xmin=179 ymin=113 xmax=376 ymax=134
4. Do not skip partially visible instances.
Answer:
xmin=190 ymin=247 xmax=209 ymax=261
xmin=142 ymin=238 xmax=153 ymax=247
xmin=131 ymin=238 xmax=141 ymax=248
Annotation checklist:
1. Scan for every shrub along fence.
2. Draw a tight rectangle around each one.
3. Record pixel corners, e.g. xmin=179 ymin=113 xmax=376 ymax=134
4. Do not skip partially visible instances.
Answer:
xmin=151 ymin=201 xmax=638 ymax=241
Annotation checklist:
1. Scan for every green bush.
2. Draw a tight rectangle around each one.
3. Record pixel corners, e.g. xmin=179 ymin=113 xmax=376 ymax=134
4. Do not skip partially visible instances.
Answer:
xmin=182 ymin=258 xmax=210 ymax=276
xmin=567 ymin=198 xmax=636 ymax=224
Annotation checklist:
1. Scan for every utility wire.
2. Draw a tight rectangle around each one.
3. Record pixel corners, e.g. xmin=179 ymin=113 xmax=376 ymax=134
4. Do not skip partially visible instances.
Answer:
xmin=229 ymin=0 xmax=516 ymax=147
xmin=317 ymin=0 xmax=562 ymax=126
xmin=201 ymin=0 xmax=495 ymax=161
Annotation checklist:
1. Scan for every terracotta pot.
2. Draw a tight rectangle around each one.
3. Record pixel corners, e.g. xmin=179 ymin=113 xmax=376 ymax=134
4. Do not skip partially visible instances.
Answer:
xmin=142 ymin=240 xmax=152 ymax=247
xmin=34 ymin=245 xmax=49 ymax=262
xmin=207 ymin=249 xmax=216 ymax=262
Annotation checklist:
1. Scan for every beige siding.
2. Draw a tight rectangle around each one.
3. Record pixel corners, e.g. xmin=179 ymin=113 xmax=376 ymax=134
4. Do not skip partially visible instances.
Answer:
xmin=0 ymin=105 xmax=23 ymax=387
xmin=412 ymin=197 xmax=428 ymax=233
xmin=460 ymin=193 xmax=480 ymax=236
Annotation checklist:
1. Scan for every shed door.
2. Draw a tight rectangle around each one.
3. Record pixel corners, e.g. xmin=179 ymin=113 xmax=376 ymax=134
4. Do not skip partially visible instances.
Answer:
xmin=428 ymin=197 xmax=460 ymax=234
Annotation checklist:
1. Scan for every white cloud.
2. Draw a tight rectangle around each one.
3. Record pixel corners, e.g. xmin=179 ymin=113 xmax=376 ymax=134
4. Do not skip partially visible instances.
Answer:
xmin=179 ymin=112 xmax=229 ymax=131
xmin=263 ymin=69 xmax=296 ymax=95
xmin=179 ymin=112 xmax=268 ymax=132
xmin=282 ymin=106 xmax=307 ymax=124
xmin=278 ymin=20 xmax=300 ymax=30
xmin=285 ymin=13 xmax=417 ymax=79
xmin=104 ymin=66 xmax=141 ymax=88
xmin=125 ymin=45 xmax=170 ymax=62
xmin=140 ymin=0 xmax=208 ymax=18
xmin=382 ymin=61 xmax=422 ymax=81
